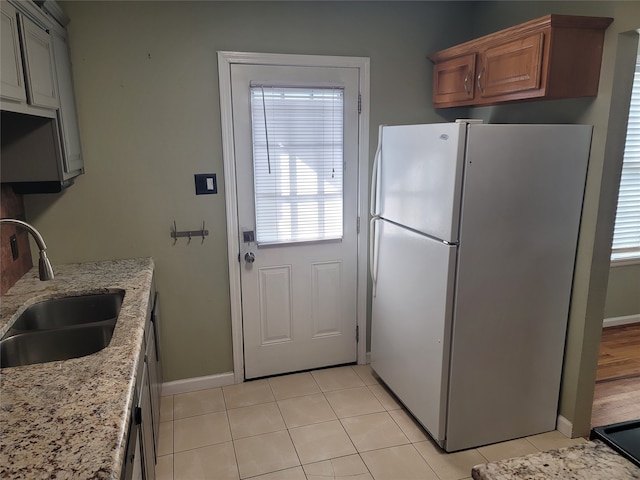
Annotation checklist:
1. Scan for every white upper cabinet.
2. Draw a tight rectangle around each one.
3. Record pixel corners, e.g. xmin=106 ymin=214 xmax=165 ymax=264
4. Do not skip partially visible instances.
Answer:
xmin=19 ymin=13 xmax=59 ymax=109
xmin=1 ymin=2 xmax=27 ymax=102
xmin=1 ymin=2 xmax=59 ymax=110
xmin=0 ymin=0 xmax=84 ymax=191
xmin=50 ymin=28 xmax=83 ymax=175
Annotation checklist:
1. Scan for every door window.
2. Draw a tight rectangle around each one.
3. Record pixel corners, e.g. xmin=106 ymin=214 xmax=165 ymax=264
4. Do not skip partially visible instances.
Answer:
xmin=250 ymin=85 xmax=344 ymax=245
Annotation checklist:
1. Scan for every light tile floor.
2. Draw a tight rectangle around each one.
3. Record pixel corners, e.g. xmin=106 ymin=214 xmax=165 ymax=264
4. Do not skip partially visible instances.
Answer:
xmin=155 ymin=365 xmax=587 ymax=480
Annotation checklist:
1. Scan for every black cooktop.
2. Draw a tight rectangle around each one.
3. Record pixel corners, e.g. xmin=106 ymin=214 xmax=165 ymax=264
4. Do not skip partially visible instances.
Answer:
xmin=591 ymin=419 xmax=640 ymax=468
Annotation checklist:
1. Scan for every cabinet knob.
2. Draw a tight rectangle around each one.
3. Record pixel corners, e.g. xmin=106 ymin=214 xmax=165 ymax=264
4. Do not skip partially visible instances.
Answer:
xmin=134 ymin=406 xmax=142 ymax=425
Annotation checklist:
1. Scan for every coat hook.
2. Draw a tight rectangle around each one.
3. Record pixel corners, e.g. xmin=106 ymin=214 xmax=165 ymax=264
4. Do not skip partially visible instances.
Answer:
xmin=172 ymin=220 xmax=178 ymax=245
xmin=170 ymin=220 xmax=210 ymax=244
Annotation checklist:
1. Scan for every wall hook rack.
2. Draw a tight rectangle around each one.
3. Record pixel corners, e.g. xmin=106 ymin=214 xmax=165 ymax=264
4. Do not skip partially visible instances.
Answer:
xmin=171 ymin=221 xmax=209 ymax=244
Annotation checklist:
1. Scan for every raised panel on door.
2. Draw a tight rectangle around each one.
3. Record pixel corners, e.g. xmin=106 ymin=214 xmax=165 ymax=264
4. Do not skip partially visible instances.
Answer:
xmin=258 ymin=266 xmax=293 ymax=344
xmin=0 ymin=3 xmax=27 ymax=102
xmin=19 ymin=14 xmax=59 ymax=109
xmin=432 ymin=53 xmax=476 ymax=106
xmin=477 ymin=32 xmax=544 ymax=98
xmin=311 ymin=261 xmax=343 ymax=337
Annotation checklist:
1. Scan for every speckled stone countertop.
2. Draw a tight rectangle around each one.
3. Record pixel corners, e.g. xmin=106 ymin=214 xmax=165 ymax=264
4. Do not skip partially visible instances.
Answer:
xmin=472 ymin=440 xmax=640 ymax=479
xmin=0 ymin=258 xmax=154 ymax=479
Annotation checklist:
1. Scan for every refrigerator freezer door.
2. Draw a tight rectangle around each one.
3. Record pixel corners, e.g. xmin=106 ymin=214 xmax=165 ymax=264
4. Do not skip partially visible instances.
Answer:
xmin=371 ymin=219 xmax=457 ymax=444
xmin=445 ymin=124 xmax=592 ymax=451
xmin=376 ymin=123 xmax=466 ymax=243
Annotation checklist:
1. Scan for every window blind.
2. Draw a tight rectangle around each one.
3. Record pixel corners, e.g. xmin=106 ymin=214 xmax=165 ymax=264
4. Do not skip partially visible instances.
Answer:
xmin=611 ymin=57 xmax=640 ymax=261
xmin=250 ymin=85 xmax=344 ymax=245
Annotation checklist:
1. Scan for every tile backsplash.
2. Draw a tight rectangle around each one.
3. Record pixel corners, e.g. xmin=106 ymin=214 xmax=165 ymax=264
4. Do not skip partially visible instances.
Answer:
xmin=1 ymin=185 xmax=33 ymax=294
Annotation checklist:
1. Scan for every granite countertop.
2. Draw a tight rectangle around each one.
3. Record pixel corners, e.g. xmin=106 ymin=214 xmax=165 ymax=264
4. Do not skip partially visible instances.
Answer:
xmin=472 ymin=440 xmax=640 ymax=479
xmin=0 ymin=258 xmax=155 ymax=479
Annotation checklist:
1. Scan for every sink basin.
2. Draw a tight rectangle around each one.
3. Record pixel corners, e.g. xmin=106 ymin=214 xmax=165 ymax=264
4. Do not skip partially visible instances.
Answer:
xmin=0 ymin=320 xmax=116 ymax=368
xmin=0 ymin=292 xmax=125 ymax=368
xmin=8 ymin=292 xmax=124 ymax=331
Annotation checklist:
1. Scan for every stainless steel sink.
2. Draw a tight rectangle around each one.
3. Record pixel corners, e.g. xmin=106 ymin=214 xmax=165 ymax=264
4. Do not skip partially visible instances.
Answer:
xmin=8 ymin=292 xmax=124 ymax=331
xmin=0 ymin=292 xmax=124 ymax=368
xmin=0 ymin=320 xmax=117 ymax=368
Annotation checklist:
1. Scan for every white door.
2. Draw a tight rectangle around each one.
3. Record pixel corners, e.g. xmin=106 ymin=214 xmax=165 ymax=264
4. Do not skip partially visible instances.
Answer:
xmin=231 ymin=64 xmax=360 ymax=379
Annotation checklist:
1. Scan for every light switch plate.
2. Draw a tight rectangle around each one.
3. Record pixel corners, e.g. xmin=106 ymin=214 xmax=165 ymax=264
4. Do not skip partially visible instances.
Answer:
xmin=194 ymin=174 xmax=217 ymax=195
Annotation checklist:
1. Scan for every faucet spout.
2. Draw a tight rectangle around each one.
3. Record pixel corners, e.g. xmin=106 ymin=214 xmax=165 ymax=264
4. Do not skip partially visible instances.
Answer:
xmin=0 ymin=218 xmax=54 ymax=280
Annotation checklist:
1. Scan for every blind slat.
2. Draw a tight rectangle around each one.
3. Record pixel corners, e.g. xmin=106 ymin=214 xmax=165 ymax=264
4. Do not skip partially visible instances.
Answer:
xmin=612 ymin=63 xmax=640 ymax=260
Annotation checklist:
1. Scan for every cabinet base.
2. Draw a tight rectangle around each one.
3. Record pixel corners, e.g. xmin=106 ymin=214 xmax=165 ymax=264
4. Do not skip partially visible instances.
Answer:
xmin=10 ymin=179 xmax=75 ymax=194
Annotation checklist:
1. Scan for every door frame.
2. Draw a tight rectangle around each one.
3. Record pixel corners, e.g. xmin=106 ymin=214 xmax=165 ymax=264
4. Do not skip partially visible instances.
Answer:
xmin=218 ymin=51 xmax=370 ymax=384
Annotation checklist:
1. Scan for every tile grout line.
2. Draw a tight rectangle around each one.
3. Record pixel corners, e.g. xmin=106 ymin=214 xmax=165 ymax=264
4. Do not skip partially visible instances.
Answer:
xmin=267 ymin=378 xmax=305 ymax=476
xmin=223 ymin=402 xmax=242 ymax=480
xmin=158 ymin=369 xmax=586 ymax=480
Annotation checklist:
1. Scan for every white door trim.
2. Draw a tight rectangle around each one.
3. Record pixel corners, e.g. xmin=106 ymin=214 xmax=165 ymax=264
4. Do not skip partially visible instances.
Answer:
xmin=218 ymin=51 xmax=370 ymax=384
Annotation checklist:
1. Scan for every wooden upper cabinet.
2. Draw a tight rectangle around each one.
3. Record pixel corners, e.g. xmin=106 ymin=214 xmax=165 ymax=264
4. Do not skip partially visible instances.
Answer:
xmin=428 ymin=15 xmax=613 ymax=108
xmin=433 ymin=53 xmax=476 ymax=104
xmin=477 ymin=33 xmax=543 ymax=99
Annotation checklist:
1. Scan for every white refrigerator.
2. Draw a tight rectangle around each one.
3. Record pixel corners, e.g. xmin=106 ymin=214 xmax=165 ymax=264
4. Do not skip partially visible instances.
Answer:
xmin=369 ymin=122 xmax=592 ymax=452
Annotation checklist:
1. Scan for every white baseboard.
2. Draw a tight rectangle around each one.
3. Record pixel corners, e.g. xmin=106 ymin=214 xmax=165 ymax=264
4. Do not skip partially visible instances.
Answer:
xmin=556 ymin=415 xmax=573 ymax=438
xmin=161 ymin=371 xmax=236 ymax=396
xmin=366 ymin=351 xmax=371 ymax=364
xmin=603 ymin=313 xmax=640 ymax=328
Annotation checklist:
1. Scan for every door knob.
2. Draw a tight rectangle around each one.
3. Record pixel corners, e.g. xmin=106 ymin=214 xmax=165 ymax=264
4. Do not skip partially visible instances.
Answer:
xmin=244 ymin=252 xmax=256 ymax=264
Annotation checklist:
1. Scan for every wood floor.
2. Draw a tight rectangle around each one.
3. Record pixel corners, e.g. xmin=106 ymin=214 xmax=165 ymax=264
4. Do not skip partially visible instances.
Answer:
xmin=591 ymin=323 xmax=640 ymax=427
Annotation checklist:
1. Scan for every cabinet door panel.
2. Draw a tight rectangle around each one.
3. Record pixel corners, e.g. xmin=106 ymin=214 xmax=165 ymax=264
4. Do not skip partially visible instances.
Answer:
xmin=1 ymin=3 xmax=27 ymax=102
xmin=147 ymin=325 xmax=160 ymax=455
xmin=477 ymin=33 xmax=544 ymax=98
xmin=139 ymin=361 xmax=156 ymax=480
xmin=20 ymin=15 xmax=59 ymax=109
xmin=51 ymin=30 xmax=84 ymax=175
xmin=432 ymin=53 xmax=475 ymax=106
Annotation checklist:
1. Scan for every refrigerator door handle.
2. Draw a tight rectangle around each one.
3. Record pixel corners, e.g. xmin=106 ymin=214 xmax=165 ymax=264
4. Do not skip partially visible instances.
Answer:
xmin=370 ymin=126 xmax=383 ymax=217
xmin=369 ymin=216 xmax=379 ymax=297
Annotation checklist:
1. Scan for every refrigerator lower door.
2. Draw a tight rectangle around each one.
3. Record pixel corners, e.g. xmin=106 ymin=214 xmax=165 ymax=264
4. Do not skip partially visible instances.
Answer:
xmin=370 ymin=219 xmax=457 ymax=444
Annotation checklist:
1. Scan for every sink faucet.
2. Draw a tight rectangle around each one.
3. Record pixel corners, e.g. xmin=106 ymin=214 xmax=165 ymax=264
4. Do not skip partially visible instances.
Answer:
xmin=0 ymin=218 xmax=54 ymax=280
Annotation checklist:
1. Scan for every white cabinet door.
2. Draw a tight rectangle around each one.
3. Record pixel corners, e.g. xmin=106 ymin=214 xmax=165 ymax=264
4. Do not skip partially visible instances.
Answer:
xmin=147 ymin=321 xmax=160 ymax=455
xmin=51 ymin=29 xmax=84 ymax=176
xmin=0 ymin=3 xmax=26 ymax=102
xmin=19 ymin=13 xmax=59 ymax=109
xmin=139 ymin=360 xmax=156 ymax=480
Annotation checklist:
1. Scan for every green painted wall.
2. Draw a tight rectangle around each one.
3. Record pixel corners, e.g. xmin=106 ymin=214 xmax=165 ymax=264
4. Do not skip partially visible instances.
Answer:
xmin=25 ymin=1 xmax=474 ymax=382
xmin=604 ymin=264 xmax=640 ymax=318
xmin=22 ymin=0 xmax=639 ymax=438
